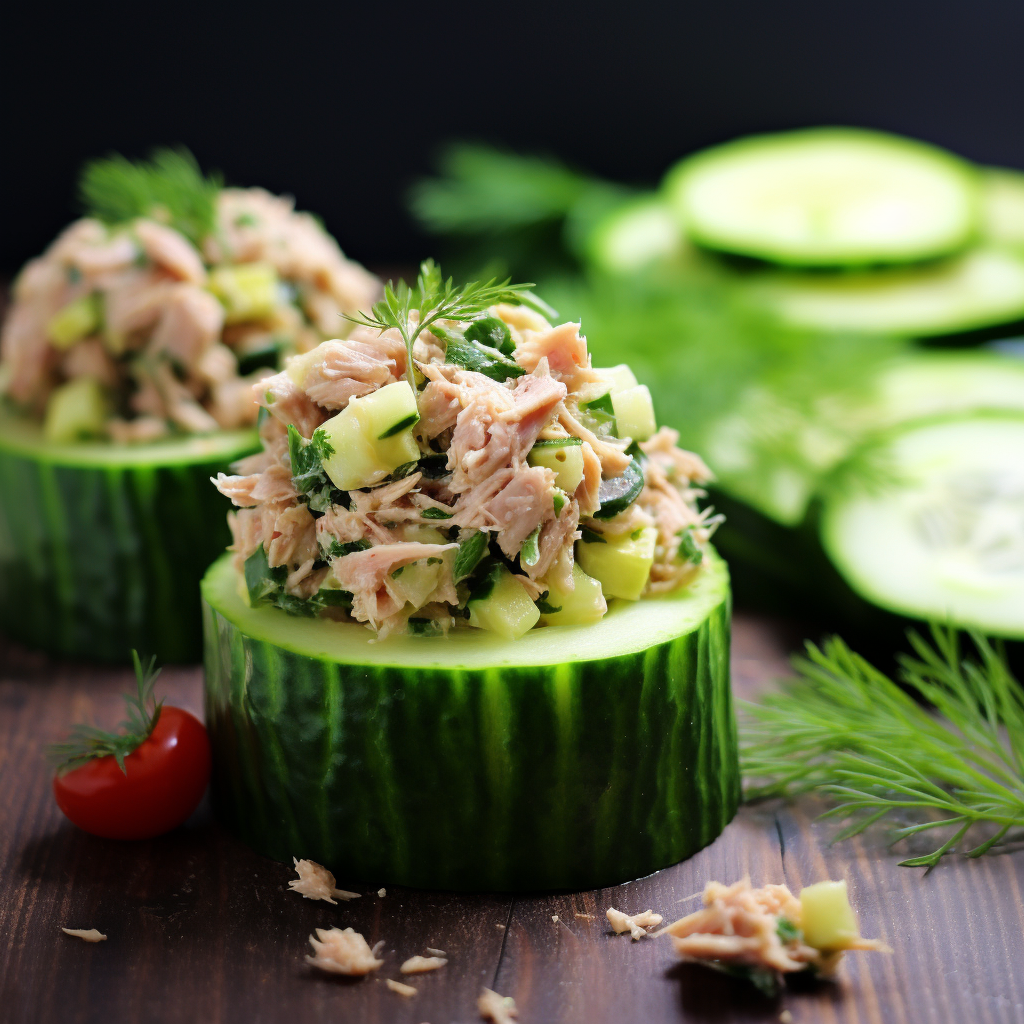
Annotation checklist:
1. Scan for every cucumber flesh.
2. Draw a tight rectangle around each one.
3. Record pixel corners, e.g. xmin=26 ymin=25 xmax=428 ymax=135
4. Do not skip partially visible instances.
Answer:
xmin=821 ymin=416 xmax=1024 ymax=637
xmin=201 ymin=550 xmax=737 ymax=890
xmin=755 ymin=248 xmax=1024 ymax=337
xmin=527 ymin=438 xmax=585 ymax=492
xmin=668 ymin=128 xmax=979 ymax=267
xmin=586 ymin=196 xmax=686 ymax=273
xmin=981 ymin=168 xmax=1024 ymax=250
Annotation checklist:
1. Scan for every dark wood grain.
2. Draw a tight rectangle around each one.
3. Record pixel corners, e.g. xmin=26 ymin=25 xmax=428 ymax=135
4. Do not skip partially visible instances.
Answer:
xmin=2 ymin=616 xmax=1022 ymax=1024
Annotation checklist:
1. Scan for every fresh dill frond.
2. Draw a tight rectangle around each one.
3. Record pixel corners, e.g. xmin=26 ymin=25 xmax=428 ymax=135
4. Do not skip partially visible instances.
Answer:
xmin=741 ymin=626 xmax=1024 ymax=870
xmin=47 ymin=650 xmax=164 ymax=775
xmin=78 ymin=147 xmax=222 ymax=246
xmin=345 ymin=259 xmax=553 ymax=395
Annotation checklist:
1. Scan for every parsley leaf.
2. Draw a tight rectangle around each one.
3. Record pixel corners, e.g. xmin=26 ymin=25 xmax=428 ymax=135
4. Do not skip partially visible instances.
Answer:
xmin=453 ymin=530 xmax=489 ymax=583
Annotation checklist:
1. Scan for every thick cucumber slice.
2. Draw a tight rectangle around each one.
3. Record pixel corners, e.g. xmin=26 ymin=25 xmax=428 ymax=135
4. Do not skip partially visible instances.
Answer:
xmin=667 ymin=128 xmax=979 ymax=267
xmin=755 ymin=248 xmax=1024 ymax=337
xmin=0 ymin=409 xmax=256 ymax=661
xmin=201 ymin=550 xmax=737 ymax=891
xmin=586 ymin=195 xmax=687 ymax=273
xmin=821 ymin=416 xmax=1024 ymax=637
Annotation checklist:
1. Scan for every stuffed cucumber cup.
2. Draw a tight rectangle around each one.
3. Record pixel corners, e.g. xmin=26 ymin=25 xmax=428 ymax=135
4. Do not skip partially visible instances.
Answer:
xmin=202 ymin=263 xmax=737 ymax=890
xmin=0 ymin=150 xmax=377 ymax=660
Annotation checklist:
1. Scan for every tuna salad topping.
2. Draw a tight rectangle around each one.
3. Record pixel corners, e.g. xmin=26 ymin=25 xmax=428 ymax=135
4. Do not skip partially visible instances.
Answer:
xmin=0 ymin=149 xmax=378 ymax=443
xmin=213 ymin=263 xmax=721 ymax=639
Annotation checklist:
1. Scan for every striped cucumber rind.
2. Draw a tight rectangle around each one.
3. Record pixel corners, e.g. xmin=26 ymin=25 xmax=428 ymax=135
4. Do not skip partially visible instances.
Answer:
xmin=0 ymin=410 xmax=256 ymax=662
xmin=201 ymin=550 xmax=738 ymax=892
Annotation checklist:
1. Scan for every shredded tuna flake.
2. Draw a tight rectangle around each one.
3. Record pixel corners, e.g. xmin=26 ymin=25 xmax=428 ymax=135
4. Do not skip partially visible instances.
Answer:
xmin=62 ymin=927 xmax=106 ymax=943
xmin=400 ymin=955 xmax=447 ymax=974
xmin=386 ymin=978 xmax=417 ymax=998
xmin=479 ymin=987 xmax=518 ymax=1023
xmin=606 ymin=907 xmax=663 ymax=940
xmin=305 ymin=927 xmax=383 ymax=976
xmin=289 ymin=856 xmax=360 ymax=903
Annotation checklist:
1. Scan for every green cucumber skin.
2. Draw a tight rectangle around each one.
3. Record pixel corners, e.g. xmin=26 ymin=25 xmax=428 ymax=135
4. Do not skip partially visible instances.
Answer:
xmin=202 ymin=587 xmax=738 ymax=892
xmin=0 ymin=447 xmax=251 ymax=662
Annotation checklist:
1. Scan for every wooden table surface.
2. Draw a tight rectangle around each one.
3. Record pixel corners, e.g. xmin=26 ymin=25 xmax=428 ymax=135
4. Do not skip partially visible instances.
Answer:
xmin=2 ymin=615 xmax=1023 ymax=1024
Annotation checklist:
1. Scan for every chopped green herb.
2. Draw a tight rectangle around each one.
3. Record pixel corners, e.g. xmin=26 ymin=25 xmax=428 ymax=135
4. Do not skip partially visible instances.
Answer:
xmin=344 ymin=259 xmax=541 ymax=394
xmin=288 ymin=424 xmax=336 ymax=510
xmin=378 ymin=412 xmax=421 ymax=439
xmin=47 ymin=650 xmax=164 ymax=775
xmin=465 ymin=315 xmax=515 ymax=356
xmin=78 ymin=147 xmax=222 ymax=247
xmin=318 ymin=589 xmax=354 ymax=608
xmin=244 ymin=545 xmax=287 ymax=605
xmin=552 ymin=488 xmax=567 ymax=516
xmin=234 ymin=212 xmax=258 ymax=227
xmin=520 ymin=525 xmax=542 ymax=567
xmin=578 ymin=525 xmax=607 ymax=544
xmin=324 ymin=538 xmax=371 ymax=558
xmin=466 ymin=558 xmax=504 ymax=602
xmin=776 ymin=918 xmax=802 ymax=944
xmin=433 ymin=323 xmax=525 ymax=382
xmin=677 ymin=525 xmax=704 ymax=565
xmin=421 ymin=507 xmax=454 ymax=520
xmin=391 ymin=566 xmax=405 ymax=578
xmin=453 ymin=530 xmax=490 ymax=583
xmin=581 ymin=392 xmax=614 ymax=416
xmin=535 ymin=592 xmax=562 ymax=614
xmin=630 ymin=528 xmax=643 ymax=540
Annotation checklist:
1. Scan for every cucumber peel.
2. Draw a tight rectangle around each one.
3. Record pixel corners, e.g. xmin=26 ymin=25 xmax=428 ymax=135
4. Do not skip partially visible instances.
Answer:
xmin=201 ymin=549 xmax=737 ymax=890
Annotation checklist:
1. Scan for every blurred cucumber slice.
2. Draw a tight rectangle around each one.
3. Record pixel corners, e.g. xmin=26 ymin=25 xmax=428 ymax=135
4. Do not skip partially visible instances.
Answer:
xmin=755 ymin=248 xmax=1024 ymax=337
xmin=821 ymin=416 xmax=1024 ymax=637
xmin=667 ymin=128 xmax=980 ymax=267
xmin=586 ymin=195 xmax=686 ymax=273
xmin=981 ymin=167 xmax=1024 ymax=249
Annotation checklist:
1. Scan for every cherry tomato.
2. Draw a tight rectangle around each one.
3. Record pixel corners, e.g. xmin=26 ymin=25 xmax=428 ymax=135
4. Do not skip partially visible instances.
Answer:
xmin=53 ymin=706 xmax=212 ymax=840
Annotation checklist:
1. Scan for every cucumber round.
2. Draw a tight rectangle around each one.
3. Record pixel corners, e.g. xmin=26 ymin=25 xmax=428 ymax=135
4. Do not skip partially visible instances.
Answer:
xmin=981 ymin=167 xmax=1024 ymax=250
xmin=0 ymin=409 xmax=256 ymax=662
xmin=821 ymin=416 xmax=1024 ymax=638
xmin=586 ymin=195 xmax=687 ymax=273
xmin=754 ymin=248 xmax=1024 ymax=337
xmin=667 ymin=128 xmax=980 ymax=267
xmin=201 ymin=550 xmax=738 ymax=891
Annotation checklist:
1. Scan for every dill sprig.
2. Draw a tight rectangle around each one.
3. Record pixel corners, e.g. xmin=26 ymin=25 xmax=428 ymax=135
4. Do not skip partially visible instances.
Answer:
xmin=48 ymin=651 xmax=164 ymax=775
xmin=345 ymin=259 xmax=554 ymax=394
xmin=78 ymin=147 xmax=222 ymax=247
xmin=741 ymin=626 xmax=1024 ymax=869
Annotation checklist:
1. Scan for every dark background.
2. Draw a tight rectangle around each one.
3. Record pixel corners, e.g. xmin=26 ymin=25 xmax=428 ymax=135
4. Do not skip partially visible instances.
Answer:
xmin=4 ymin=0 xmax=1024 ymax=275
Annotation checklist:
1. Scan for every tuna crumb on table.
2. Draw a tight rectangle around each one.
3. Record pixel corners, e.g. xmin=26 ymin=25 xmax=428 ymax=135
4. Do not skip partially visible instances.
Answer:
xmin=288 ymin=856 xmax=360 ymax=902
xmin=305 ymin=927 xmax=383 ymax=976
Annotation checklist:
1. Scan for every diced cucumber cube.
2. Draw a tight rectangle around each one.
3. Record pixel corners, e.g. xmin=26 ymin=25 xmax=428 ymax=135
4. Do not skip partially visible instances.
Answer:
xmin=390 ymin=556 xmax=447 ymax=610
xmin=46 ymin=294 xmax=101 ymax=349
xmin=43 ymin=377 xmax=108 ymax=442
xmin=539 ymin=563 xmax=607 ymax=626
xmin=611 ymin=384 xmax=656 ymax=442
xmin=799 ymin=880 xmax=861 ymax=951
xmin=601 ymin=364 xmax=639 ymax=394
xmin=577 ymin=526 xmax=656 ymax=601
xmin=468 ymin=565 xmax=541 ymax=638
xmin=208 ymin=262 xmax=279 ymax=323
xmin=284 ymin=348 xmax=322 ymax=388
xmin=527 ymin=439 xmax=585 ymax=492
xmin=320 ymin=381 xmax=421 ymax=490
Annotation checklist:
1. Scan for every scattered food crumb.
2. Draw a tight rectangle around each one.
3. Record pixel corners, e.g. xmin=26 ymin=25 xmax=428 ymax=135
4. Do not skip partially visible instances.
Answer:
xmin=62 ymin=928 xmax=106 ymax=943
xmin=606 ymin=907 xmax=663 ymax=940
xmin=574 ymin=912 xmax=596 ymax=921
xmin=551 ymin=914 xmax=559 ymax=923
xmin=378 ymin=887 xmax=387 ymax=897
xmin=425 ymin=947 xmax=447 ymax=956
xmin=478 ymin=987 xmax=518 ymax=1023
xmin=496 ymin=923 xmax=505 ymax=930
xmin=386 ymin=978 xmax=417 ymax=998
xmin=660 ymin=877 xmax=890 ymax=981
xmin=400 ymin=955 xmax=447 ymax=974
xmin=371 ymin=939 xmax=386 ymax=958
xmin=305 ymin=927 xmax=383 ymax=976
xmin=289 ymin=857 xmax=360 ymax=904
xmin=779 ymin=1012 xmax=793 ymax=1024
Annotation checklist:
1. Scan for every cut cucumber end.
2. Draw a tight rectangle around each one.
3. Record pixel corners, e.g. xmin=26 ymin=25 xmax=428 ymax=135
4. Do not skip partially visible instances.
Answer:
xmin=201 ymin=550 xmax=737 ymax=890
xmin=586 ymin=195 xmax=686 ymax=273
xmin=822 ymin=416 xmax=1024 ymax=638
xmin=668 ymin=127 xmax=980 ymax=267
